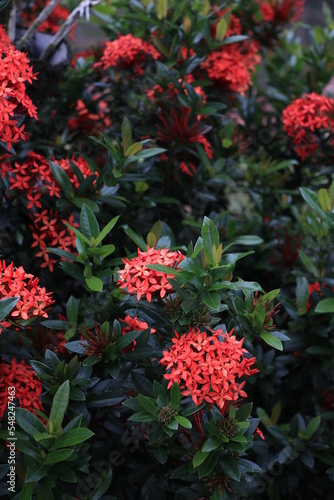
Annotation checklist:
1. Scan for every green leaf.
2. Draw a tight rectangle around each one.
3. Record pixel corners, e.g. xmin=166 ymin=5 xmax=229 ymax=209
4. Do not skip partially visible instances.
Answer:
xmin=50 ymin=428 xmax=94 ymax=450
xmin=56 ymin=465 xmax=76 ymax=483
xmin=236 ymin=403 xmax=253 ymax=421
xmin=121 ymin=117 xmax=132 ymax=154
xmin=298 ymin=250 xmax=318 ymax=276
xmin=296 ymin=276 xmax=309 ymax=314
xmin=95 ymin=216 xmax=120 ymax=245
xmin=304 ymin=416 xmax=321 ymax=440
xmin=221 ymin=457 xmax=241 ymax=481
xmin=175 ymin=415 xmax=192 ymax=429
xmin=202 ymin=437 xmax=222 ymax=452
xmin=114 ymin=330 xmax=140 ymax=350
xmin=138 ymin=395 xmax=158 ymax=417
xmin=72 ymin=197 xmax=99 ymax=213
xmin=170 ymin=383 xmax=181 ymax=412
xmin=18 ymin=482 xmax=34 ymax=500
xmin=16 ymin=409 xmax=46 ymax=437
xmin=85 ymin=276 xmax=103 ymax=292
xmin=49 ymin=161 xmax=74 ymax=199
xmin=66 ymin=296 xmax=78 ymax=328
xmin=193 ymin=449 xmax=210 ymax=468
xmin=318 ymin=188 xmax=331 ymax=212
xmin=125 ymin=148 xmax=166 ymax=162
xmin=127 ymin=411 xmax=155 ymax=422
xmin=198 ymin=451 xmax=220 ymax=479
xmin=0 ymin=297 xmax=19 ymax=321
xmin=202 ymin=216 xmax=220 ymax=267
xmin=89 ymin=466 xmax=113 ymax=500
xmin=63 ymin=222 xmax=91 ymax=245
xmin=123 ymin=225 xmax=147 ymax=251
xmin=215 ymin=17 xmax=228 ymax=41
xmin=252 ymin=302 xmax=265 ymax=333
xmin=300 ymin=187 xmax=325 ymax=218
xmin=260 ymin=331 xmax=283 ymax=351
xmin=81 ymin=204 xmax=100 ymax=241
xmin=48 ymin=380 xmax=70 ymax=434
xmin=234 ymin=235 xmax=263 ymax=246
xmin=201 ymin=289 xmax=220 ymax=310
xmin=125 ymin=142 xmax=143 ymax=157
xmin=25 ymin=464 xmax=49 ymax=483
xmin=44 ymin=449 xmax=74 ymax=465
xmin=315 ymin=298 xmax=334 ymax=313
xmin=262 ymin=289 xmax=280 ymax=302
xmin=146 ymin=263 xmax=178 ymax=275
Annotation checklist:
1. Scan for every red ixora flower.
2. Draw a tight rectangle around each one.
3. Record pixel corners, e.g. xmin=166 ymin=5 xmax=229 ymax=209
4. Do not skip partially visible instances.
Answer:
xmin=0 ymin=260 xmax=54 ymax=331
xmin=0 ymin=26 xmax=38 ymax=151
xmin=95 ymin=34 xmax=160 ymax=75
xmin=117 ymin=247 xmax=185 ymax=302
xmin=2 ymin=151 xmax=96 ymax=205
xmin=160 ymin=327 xmax=258 ymax=410
xmin=30 ymin=209 xmax=79 ymax=273
xmin=258 ymin=0 xmax=305 ymax=25
xmin=0 ymin=358 xmax=43 ymax=419
xmin=201 ymin=12 xmax=261 ymax=96
xmin=282 ymin=93 xmax=334 ymax=160
xmin=120 ymin=315 xmax=156 ymax=353
xmin=157 ymin=107 xmax=213 ymax=159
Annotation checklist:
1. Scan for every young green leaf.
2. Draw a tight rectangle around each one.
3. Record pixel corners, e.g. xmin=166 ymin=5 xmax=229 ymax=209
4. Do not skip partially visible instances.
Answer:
xmin=47 ymin=380 xmax=70 ymax=435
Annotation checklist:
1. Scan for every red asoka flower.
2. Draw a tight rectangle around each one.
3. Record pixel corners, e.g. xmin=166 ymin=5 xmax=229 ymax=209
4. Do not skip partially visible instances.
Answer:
xmin=30 ymin=209 xmax=79 ymax=272
xmin=160 ymin=327 xmax=258 ymax=411
xmin=201 ymin=12 xmax=261 ymax=96
xmin=120 ymin=315 xmax=156 ymax=353
xmin=258 ymin=0 xmax=305 ymax=24
xmin=0 ymin=26 xmax=38 ymax=151
xmin=4 ymin=152 xmax=96 ymax=203
xmin=282 ymin=93 xmax=334 ymax=160
xmin=118 ymin=247 xmax=185 ymax=302
xmin=0 ymin=358 xmax=44 ymax=419
xmin=0 ymin=261 xmax=54 ymax=331
xmin=146 ymin=74 xmax=207 ymax=107
xmin=95 ymin=34 xmax=160 ymax=75
xmin=157 ymin=107 xmax=213 ymax=159
xmin=67 ymin=97 xmax=112 ymax=133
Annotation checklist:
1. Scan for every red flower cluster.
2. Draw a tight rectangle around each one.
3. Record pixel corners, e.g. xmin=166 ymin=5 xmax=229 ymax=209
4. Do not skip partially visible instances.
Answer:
xmin=3 ymin=152 xmax=95 ymax=204
xmin=67 ymin=97 xmax=112 ymax=133
xmin=282 ymin=93 xmax=334 ymax=160
xmin=19 ymin=0 xmax=72 ymax=35
xmin=30 ymin=209 xmax=79 ymax=272
xmin=95 ymin=34 xmax=160 ymax=75
xmin=0 ymin=358 xmax=43 ymax=419
xmin=201 ymin=13 xmax=261 ymax=95
xmin=0 ymin=261 xmax=54 ymax=331
xmin=120 ymin=315 xmax=156 ymax=352
xmin=0 ymin=27 xmax=38 ymax=151
xmin=160 ymin=327 xmax=258 ymax=410
xmin=118 ymin=247 xmax=185 ymax=302
xmin=157 ymin=107 xmax=213 ymax=159
xmin=146 ymin=74 xmax=207 ymax=106
xmin=259 ymin=0 xmax=305 ymax=24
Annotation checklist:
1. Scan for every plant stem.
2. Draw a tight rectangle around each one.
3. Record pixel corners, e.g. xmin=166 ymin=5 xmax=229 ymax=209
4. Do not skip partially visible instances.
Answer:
xmin=16 ymin=0 xmax=60 ymax=50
